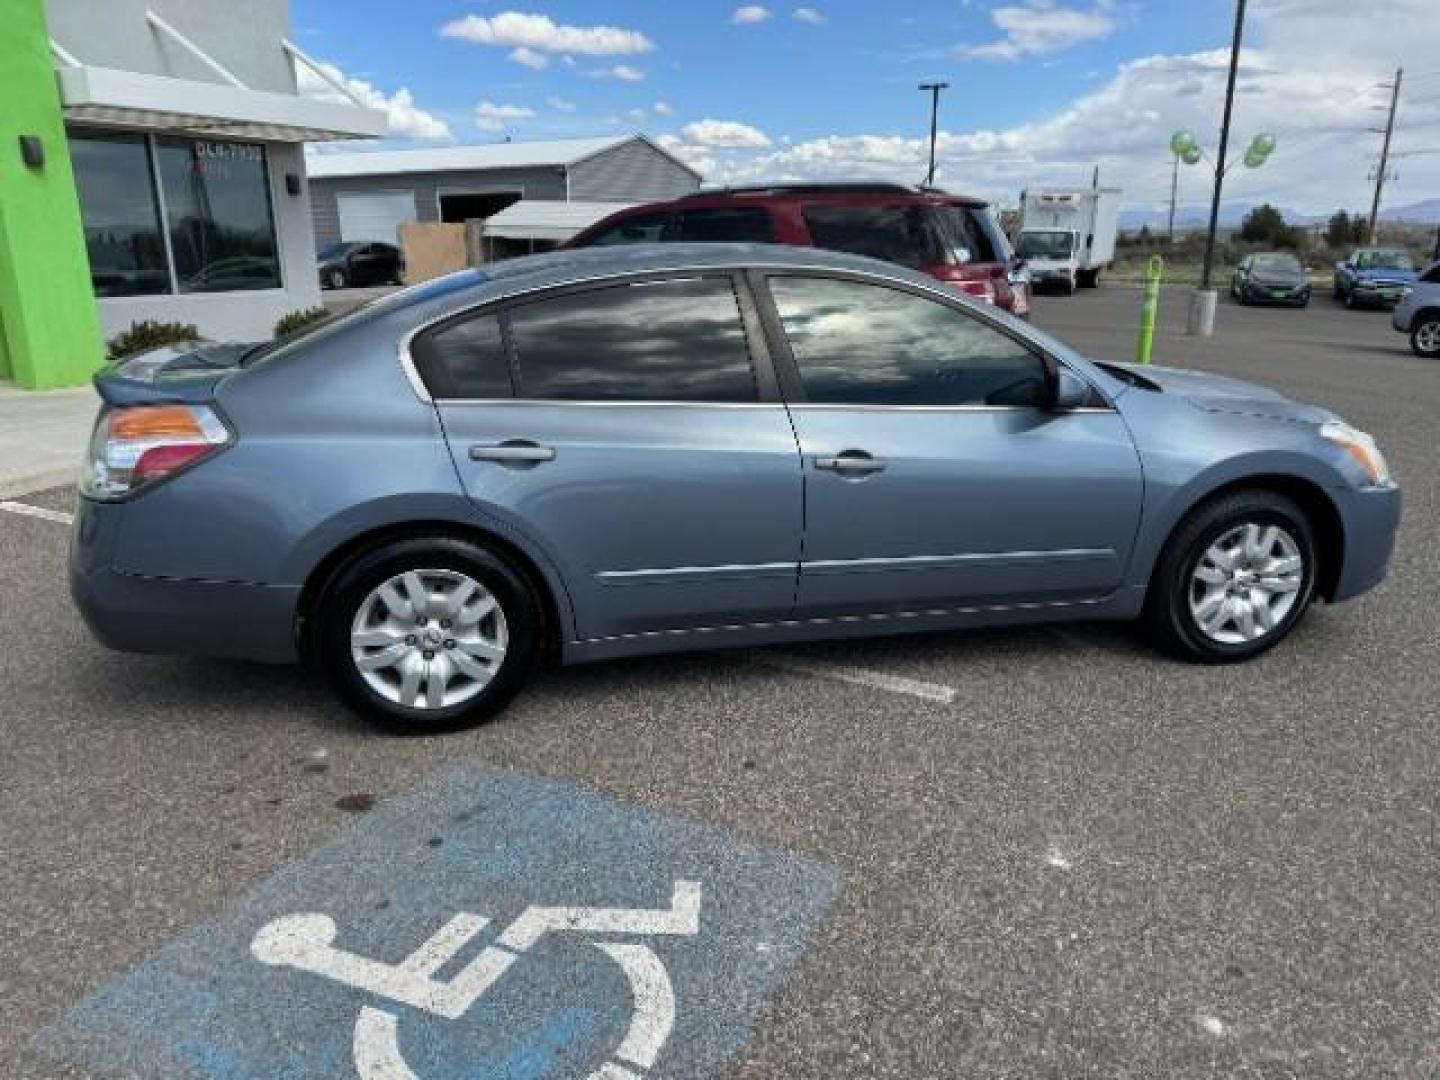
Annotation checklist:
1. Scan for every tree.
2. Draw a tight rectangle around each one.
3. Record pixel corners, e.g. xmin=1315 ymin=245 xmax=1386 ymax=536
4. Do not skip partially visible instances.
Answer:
xmin=1239 ymin=203 xmax=1295 ymax=247
xmin=1138 ymin=224 xmax=1153 ymax=245
xmin=1326 ymin=210 xmax=1352 ymax=248
xmin=1351 ymin=212 xmax=1369 ymax=243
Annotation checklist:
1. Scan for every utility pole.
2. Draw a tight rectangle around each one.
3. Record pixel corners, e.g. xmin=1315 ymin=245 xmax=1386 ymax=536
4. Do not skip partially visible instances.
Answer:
xmin=1368 ymin=67 xmax=1402 ymax=244
xmin=918 ymin=81 xmax=948 ymax=187
xmin=1200 ymin=0 xmax=1246 ymax=291
xmin=1168 ymin=153 xmax=1180 ymax=241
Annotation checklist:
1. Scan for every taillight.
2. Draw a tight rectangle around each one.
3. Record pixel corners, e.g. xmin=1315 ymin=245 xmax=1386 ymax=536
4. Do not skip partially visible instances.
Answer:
xmin=955 ymin=279 xmax=997 ymax=304
xmin=81 ymin=404 xmax=231 ymax=500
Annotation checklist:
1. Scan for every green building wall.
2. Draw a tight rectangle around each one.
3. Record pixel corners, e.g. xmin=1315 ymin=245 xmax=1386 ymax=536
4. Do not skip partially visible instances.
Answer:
xmin=0 ymin=0 xmax=105 ymax=388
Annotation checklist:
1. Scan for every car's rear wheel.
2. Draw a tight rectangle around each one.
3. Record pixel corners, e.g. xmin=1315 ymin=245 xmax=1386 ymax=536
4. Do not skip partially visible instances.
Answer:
xmin=1144 ymin=490 xmax=1317 ymax=663
xmin=316 ymin=537 xmax=541 ymax=732
xmin=1411 ymin=315 xmax=1440 ymax=358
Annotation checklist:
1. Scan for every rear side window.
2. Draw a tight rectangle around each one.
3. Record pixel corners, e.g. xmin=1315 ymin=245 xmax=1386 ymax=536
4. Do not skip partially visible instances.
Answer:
xmin=584 ymin=211 xmax=671 ymax=246
xmin=507 ymin=277 xmax=758 ymax=402
xmin=769 ymin=275 xmax=1048 ymax=407
xmin=672 ymin=208 xmax=777 ymax=243
xmin=936 ymin=205 xmax=1001 ymax=264
xmin=410 ymin=313 xmax=512 ymax=399
xmin=1422 ymin=264 xmax=1440 ymax=285
xmin=801 ymin=205 xmax=949 ymax=269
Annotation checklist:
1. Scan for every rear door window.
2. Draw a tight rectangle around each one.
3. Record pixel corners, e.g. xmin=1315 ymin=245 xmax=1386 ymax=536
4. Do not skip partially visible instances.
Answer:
xmin=507 ymin=277 xmax=758 ymax=402
xmin=672 ymin=208 xmax=777 ymax=243
xmin=584 ymin=211 xmax=672 ymax=246
xmin=801 ymin=205 xmax=949 ymax=269
xmin=410 ymin=313 xmax=513 ymax=400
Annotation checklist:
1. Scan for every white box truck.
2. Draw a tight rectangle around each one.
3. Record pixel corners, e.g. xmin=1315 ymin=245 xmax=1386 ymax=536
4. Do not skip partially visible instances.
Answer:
xmin=1016 ymin=187 xmax=1121 ymax=294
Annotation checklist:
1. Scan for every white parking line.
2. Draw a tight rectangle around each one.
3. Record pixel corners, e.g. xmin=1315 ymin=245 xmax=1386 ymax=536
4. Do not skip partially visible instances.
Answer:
xmin=0 ymin=500 xmax=73 ymax=525
xmin=751 ymin=652 xmax=957 ymax=705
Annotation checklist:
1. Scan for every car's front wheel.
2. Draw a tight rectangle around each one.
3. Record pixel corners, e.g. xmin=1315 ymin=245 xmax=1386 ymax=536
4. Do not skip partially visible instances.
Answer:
xmin=316 ymin=537 xmax=541 ymax=732
xmin=1411 ymin=314 xmax=1440 ymax=358
xmin=1144 ymin=490 xmax=1317 ymax=663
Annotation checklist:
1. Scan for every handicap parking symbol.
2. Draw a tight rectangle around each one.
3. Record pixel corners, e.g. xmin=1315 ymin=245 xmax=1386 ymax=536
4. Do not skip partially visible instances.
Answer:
xmin=37 ymin=763 xmax=838 ymax=1079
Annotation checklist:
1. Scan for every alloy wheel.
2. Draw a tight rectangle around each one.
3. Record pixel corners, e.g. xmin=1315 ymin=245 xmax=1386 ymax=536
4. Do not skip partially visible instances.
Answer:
xmin=349 ymin=569 xmax=508 ymax=709
xmin=1188 ymin=523 xmax=1305 ymax=645
xmin=1415 ymin=320 xmax=1440 ymax=356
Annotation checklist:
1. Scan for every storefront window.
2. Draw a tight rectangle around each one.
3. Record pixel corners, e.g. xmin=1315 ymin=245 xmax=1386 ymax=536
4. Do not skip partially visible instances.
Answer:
xmin=156 ymin=138 xmax=281 ymax=293
xmin=70 ymin=133 xmax=169 ymax=297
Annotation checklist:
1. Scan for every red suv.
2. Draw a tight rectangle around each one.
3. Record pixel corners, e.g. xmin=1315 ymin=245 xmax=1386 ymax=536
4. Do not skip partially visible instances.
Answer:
xmin=568 ymin=183 xmax=1029 ymax=316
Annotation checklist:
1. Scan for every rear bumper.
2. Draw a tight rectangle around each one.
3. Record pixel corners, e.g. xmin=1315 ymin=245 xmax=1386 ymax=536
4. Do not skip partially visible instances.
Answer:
xmin=69 ymin=497 xmax=300 ymax=663
xmin=1330 ymin=483 xmax=1402 ymax=603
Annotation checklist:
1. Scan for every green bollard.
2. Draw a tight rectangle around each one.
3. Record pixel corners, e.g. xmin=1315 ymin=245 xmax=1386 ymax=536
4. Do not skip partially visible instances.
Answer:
xmin=1135 ymin=254 xmax=1164 ymax=364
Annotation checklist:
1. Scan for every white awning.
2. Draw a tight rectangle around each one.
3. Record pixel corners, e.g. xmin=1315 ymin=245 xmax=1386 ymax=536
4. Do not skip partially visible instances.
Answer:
xmin=483 ymin=200 xmax=635 ymax=242
xmin=57 ymin=65 xmax=387 ymax=143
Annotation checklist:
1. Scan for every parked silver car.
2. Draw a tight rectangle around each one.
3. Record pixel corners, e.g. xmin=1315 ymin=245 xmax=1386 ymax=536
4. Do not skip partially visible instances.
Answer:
xmin=1391 ymin=261 xmax=1440 ymax=357
xmin=71 ymin=245 xmax=1400 ymax=731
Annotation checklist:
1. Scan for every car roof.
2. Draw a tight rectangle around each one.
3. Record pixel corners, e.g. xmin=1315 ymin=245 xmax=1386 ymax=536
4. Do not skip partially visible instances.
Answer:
xmin=391 ymin=242 xmax=943 ymax=317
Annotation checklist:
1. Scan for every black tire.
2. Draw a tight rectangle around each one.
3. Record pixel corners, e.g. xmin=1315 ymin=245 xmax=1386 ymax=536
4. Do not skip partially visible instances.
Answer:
xmin=326 ymin=268 xmax=347 ymax=290
xmin=1413 ymin=315 xmax=1440 ymax=358
xmin=1343 ymin=288 xmax=1357 ymax=309
xmin=316 ymin=537 xmax=542 ymax=733
xmin=1143 ymin=489 xmax=1318 ymax=663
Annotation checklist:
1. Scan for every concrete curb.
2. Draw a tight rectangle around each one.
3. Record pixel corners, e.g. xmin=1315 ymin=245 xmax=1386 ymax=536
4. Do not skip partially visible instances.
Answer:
xmin=0 ymin=467 xmax=79 ymax=499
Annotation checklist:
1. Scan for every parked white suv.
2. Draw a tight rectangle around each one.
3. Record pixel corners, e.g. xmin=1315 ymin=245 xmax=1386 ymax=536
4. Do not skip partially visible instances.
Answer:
xmin=1392 ymin=261 xmax=1440 ymax=358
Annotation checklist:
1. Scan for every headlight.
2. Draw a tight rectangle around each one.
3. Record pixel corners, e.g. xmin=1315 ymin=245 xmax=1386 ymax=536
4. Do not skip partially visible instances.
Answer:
xmin=1321 ymin=421 xmax=1392 ymax=487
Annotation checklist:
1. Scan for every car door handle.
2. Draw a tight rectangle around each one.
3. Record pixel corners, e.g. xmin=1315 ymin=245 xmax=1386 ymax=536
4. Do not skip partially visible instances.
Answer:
xmin=814 ymin=451 xmax=885 ymax=475
xmin=469 ymin=440 xmax=556 ymax=465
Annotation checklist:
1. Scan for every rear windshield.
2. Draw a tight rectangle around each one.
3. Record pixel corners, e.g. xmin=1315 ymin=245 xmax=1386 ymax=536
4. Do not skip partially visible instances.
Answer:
xmin=802 ymin=205 xmax=952 ymax=269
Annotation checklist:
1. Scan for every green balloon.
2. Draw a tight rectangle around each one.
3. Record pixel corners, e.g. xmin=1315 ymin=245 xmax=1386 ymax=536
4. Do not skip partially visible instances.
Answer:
xmin=1181 ymin=146 xmax=1203 ymax=166
xmin=1250 ymin=132 xmax=1277 ymax=155
xmin=1170 ymin=130 xmax=1197 ymax=156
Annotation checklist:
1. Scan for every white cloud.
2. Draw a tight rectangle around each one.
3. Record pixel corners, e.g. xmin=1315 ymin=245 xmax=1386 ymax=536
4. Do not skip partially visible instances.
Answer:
xmin=681 ymin=119 xmax=772 ymax=148
xmin=732 ymin=5 xmax=772 ymax=24
xmin=295 ymin=59 xmax=451 ymax=140
xmin=793 ymin=7 xmax=826 ymax=24
xmin=474 ymin=100 xmax=535 ymax=132
xmin=590 ymin=63 xmax=646 ymax=81
xmin=627 ymin=107 xmax=649 ymax=122
xmin=654 ymin=101 xmax=675 ymax=116
xmin=678 ymin=0 xmax=1440 ymax=217
xmin=547 ymin=95 xmax=577 ymax=112
xmin=508 ymin=46 xmax=549 ymax=70
xmin=441 ymin=12 xmax=653 ymax=56
xmin=961 ymin=1 xmax=1116 ymax=62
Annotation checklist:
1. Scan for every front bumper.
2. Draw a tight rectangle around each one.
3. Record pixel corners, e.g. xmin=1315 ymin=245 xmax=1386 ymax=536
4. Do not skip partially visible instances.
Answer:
xmin=1350 ymin=282 xmax=1407 ymax=307
xmin=1243 ymin=282 xmax=1310 ymax=305
xmin=69 ymin=497 xmax=300 ymax=663
xmin=1329 ymin=483 xmax=1402 ymax=602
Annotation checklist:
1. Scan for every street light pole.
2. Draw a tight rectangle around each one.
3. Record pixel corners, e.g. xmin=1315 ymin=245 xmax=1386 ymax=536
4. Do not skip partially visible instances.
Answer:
xmin=919 ymin=81 xmax=949 ymax=187
xmin=1168 ymin=152 xmax=1180 ymax=241
xmin=1200 ymin=0 xmax=1247 ymax=291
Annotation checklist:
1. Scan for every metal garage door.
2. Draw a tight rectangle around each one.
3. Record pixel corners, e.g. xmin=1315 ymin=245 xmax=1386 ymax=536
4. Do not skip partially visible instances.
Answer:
xmin=336 ymin=191 xmax=417 ymax=244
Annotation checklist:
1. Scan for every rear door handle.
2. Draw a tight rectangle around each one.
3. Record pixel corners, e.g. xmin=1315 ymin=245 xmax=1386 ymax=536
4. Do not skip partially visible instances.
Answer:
xmin=469 ymin=440 xmax=556 ymax=465
xmin=814 ymin=451 xmax=886 ymax=475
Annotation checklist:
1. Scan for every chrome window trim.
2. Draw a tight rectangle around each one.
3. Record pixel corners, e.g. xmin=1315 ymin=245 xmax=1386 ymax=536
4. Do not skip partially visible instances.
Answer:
xmin=395 ymin=259 xmax=1115 ymax=411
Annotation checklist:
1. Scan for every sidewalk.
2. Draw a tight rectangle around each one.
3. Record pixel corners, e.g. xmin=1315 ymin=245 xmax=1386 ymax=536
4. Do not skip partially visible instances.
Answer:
xmin=0 ymin=381 xmax=96 ymax=497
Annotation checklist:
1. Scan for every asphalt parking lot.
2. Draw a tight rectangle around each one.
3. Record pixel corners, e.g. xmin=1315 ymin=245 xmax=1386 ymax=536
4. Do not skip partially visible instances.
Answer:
xmin=3 ymin=286 xmax=1437 ymax=1078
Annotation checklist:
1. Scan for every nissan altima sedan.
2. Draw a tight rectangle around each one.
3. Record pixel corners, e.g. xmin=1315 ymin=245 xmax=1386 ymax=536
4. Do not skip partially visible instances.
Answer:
xmin=71 ymin=245 xmax=1401 ymax=732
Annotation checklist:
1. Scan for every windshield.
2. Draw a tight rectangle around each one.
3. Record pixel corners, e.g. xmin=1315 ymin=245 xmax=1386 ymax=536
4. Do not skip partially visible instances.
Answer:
xmin=1356 ymin=249 xmax=1414 ymax=270
xmin=1253 ymin=254 xmax=1301 ymax=274
xmin=317 ymin=243 xmax=354 ymax=261
xmin=1016 ymin=230 xmax=1075 ymax=259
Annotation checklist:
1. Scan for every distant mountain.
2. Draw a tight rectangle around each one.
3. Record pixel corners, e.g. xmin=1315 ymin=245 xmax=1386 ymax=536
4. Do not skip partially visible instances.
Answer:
xmin=1380 ymin=198 xmax=1440 ymax=224
xmin=1117 ymin=198 xmax=1440 ymax=232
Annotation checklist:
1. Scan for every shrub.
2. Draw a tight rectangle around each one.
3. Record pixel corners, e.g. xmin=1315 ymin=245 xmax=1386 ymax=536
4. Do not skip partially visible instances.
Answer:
xmin=273 ymin=306 xmax=331 ymax=338
xmin=106 ymin=320 xmax=201 ymax=361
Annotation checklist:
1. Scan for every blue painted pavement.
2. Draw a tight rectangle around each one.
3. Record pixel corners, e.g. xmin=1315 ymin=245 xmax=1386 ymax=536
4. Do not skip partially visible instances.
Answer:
xmin=36 ymin=762 xmax=839 ymax=1079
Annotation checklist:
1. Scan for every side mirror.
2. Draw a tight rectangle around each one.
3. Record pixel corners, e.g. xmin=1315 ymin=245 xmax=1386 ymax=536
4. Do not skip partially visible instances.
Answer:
xmin=1051 ymin=368 xmax=1090 ymax=410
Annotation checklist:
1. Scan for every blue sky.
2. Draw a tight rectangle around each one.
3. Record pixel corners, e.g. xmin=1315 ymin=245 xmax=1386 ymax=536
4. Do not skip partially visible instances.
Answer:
xmin=292 ymin=2 xmax=1440 ymax=215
